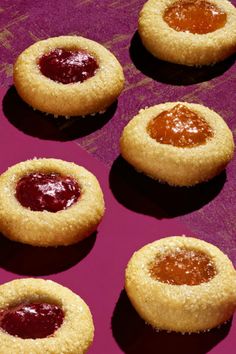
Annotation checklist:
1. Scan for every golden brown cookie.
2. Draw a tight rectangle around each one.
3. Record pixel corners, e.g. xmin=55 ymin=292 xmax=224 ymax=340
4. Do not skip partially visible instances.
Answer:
xmin=138 ymin=0 xmax=236 ymax=66
xmin=120 ymin=102 xmax=234 ymax=186
xmin=0 ymin=278 xmax=94 ymax=353
xmin=0 ymin=158 xmax=105 ymax=246
xmin=125 ymin=236 xmax=236 ymax=333
xmin=14 ymin=36 xmax=124 ymax=117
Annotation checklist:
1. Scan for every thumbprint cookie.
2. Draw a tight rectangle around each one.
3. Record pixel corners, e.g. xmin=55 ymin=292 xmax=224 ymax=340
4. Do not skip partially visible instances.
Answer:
xmin=120 ymin=102 xmax=234 ymax=186
xmin=13 ymin=36 xmax=124 ymax=117
xmin=0 ymin=278 xmax=94 ymax=353
xmin=0 ymin=158 xmax=105 ymax=246
xmin=138 ymin=0 xmax=236 ymax=66
xmin=125 ymin=236 xmax=236 ymax=333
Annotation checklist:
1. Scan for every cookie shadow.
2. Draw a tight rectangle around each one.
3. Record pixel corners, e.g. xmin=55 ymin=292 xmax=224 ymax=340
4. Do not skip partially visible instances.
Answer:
xmin=112 ymin=290 xmax=232 ymax=354
xmin=2 ymin=86 xmax=117 ymax=141
xmin=109 ymin=156 xmax=226 ymax=218
xmin=129 ymin=31 xmax=236 ymax=86
xmin=0 ymin=232 xmax=96 ymax=276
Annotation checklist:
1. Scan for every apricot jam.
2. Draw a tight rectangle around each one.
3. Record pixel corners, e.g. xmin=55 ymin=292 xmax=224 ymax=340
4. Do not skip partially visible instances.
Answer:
xmin=0 ymin=303 xmax=64 ymax=339
xmin=147 ymin=104 xmax=213 ymax=147
xmin=150 ymin=248 xmax=216 ymax=285
xmin=16 ymin=172 xmax=81 ymax=212
xmin=163 ymin=0 xmax=227 ymax=34
xmin=39 ymin=48 xmax=98 ymax=84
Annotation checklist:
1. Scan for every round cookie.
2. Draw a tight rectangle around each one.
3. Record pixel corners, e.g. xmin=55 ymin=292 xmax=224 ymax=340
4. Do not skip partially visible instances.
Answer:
xmin=13 ymin=35 xmax=125 ymax=117
xmin=0 ymin=158 xmax=105 ymax=246
xmin=138 ymin=0 xmax=236 ymax=66
xmin=125 ymin=236 xmax=236 ymax=333
xmin=0 ymin=278 xmax=94 ymax=353
xmin=120 ymin=102 xmax=234 ymax=186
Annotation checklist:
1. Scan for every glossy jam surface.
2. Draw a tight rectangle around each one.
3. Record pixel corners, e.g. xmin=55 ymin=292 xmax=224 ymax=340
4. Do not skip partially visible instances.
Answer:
xmin=0 ymin=303 xmax=64 ymax=339
xmin=163 ymin=0 xmax=227 ymax=34
xmin=16 ymin=172 xmax=81 ymax=212
xmin=150 ymin=248 xmax=216 ymax=285
xmin=147 ymin=104 xmax=213 ymax=147
xmin=39 ymin=48 xmax=99 ymax=84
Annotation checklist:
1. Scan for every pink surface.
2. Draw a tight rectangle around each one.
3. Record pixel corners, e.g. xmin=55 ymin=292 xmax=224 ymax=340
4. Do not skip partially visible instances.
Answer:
xmin=0 ymin=86 xmax=235 ymax=353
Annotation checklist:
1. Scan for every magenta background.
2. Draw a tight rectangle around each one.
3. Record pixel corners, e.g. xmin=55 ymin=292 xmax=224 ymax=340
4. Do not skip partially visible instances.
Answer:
xmin=0 ymin=0 xmax=236 ymax=353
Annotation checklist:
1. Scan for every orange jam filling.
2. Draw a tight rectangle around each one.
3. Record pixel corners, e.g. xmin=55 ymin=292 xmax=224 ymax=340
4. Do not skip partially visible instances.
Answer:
xmin=147 ymin=104 xmax=213 ymax=147
xmin=163 ymin=0 xmax=227 ymax=34
xmin=150 ymin=248 xmax=216 ymax=285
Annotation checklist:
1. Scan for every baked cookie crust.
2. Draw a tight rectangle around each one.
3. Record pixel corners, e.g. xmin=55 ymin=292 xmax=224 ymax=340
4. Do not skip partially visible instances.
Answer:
xmin=0 ymin=158 xmax=105 ymax=246
xmin=120 ymin=102 xmax=234 ymax=186
xmin=13 ymin=36 xmax=124 ymax=117
xmin=0 ymin=278 xmax=94 ymax=354
xmin=138 ymin=0 xmax=236 ymax=66
xmin=125 ymin=236 xmax=236 ymax=333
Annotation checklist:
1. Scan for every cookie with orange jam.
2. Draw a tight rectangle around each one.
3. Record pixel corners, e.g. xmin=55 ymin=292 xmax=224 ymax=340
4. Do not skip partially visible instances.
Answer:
xmin=125 ymin=236 xmax=236 ymax=333
xmin=0 ymin=278 xmax=94 ymax=353
xmin=13 ymin=36 xmax=124 ymax=117
xmin=120 ymin=102 xmax=234 ymax=186
xmin=138 ymin=0 xmax=236 ymax=66
xmin=0 ymin=158 xmax=105 ymax=246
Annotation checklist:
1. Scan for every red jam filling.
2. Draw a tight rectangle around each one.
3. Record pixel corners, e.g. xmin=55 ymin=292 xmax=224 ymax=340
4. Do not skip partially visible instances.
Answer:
xmin=0 ymin=303 xmax=64 ymax=339
xmin=16 ymin=172 xmax=81 ymax=212
xmin=150 ymin=248 xmax=216 ymax=285
xmin=147 ymin=104 xmax=213 ymax=147
xmin=163 ymin=0 xmax=227 ymax=34
xmin=39 ymin=48 xmax=99 ymax=84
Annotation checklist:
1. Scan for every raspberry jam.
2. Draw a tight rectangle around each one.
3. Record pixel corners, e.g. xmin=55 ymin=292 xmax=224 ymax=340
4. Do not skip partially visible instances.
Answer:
xmin=147 ymin=104 xmax=213 ymax=147
xmin=39 ymin=48 xmax=99 ymax=84
xmin=163 ymin=0 xmax=227 ymax=34
xmin=150 ymin=249 xmax=216 ymax=285
xmin=16 ymin=172 xmax=81 ymax=212
xmin=0 ymin=303 xmax=64 ymax=339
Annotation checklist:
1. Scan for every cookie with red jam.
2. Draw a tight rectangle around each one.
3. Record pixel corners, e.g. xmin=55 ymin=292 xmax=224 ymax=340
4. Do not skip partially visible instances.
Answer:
xmin=120 ymin=102 xmax=234 ymax=186
xmin=13 ymin=36 xmax=124 ymax=117
xmin=138 ymin=0 xmax=236 ymax=66
xmin=125 ymin=236 xmax=236 ymax=333
xmin=0 ymin=278 xmax=94 ymax=353
xmin=0 ymin=158 xmax=105 ymax=246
